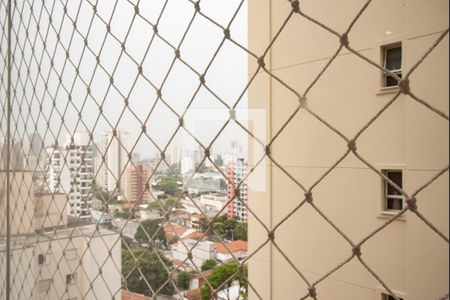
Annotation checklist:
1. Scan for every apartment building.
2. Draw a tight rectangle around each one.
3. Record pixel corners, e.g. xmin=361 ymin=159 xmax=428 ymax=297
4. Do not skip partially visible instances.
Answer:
xmin=227 ymin=158 xmax=249 ymax=222
xmin=46 ymin=132 xmax=94 ymax=220
xmin=248 ymin=0 xmax=449 ymax=299
xmin=0 ymin=172 xmax=121 ymax=300
xmin=98 ymin=130 xmax=129 ymax=193
xmin=124 ymin=163 xmax=153 ymax=204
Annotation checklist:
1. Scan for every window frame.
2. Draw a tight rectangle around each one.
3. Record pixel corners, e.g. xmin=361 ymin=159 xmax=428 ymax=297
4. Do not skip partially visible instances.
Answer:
xmin=382 ymin=169 xmax=404 ymax=212
xmin=37 ymin=253 xmax=50 ymax=265
xmin=381 ymin=42 xmax=403 ymax=88
xmin=37 ymin=279 xmax=52 ymax=293
xmin=377 ymin=287 xmax=408 ymax=300
xmin=66 ymin=273 xmax=78 ymax=285
xmin=65 ymin=248 xmax=78 ymax=261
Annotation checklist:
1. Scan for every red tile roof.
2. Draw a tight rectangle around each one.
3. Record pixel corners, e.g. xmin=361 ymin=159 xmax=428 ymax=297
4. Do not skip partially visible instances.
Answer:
xmin=122 ymin=290 xmax=151 ymax=300
xmin=163 ymin=224 xmax=188 ymax=241
xmin=191 ymin=213 xmax=207 ymax=220
xmin=216 ymin=240 xmax=248 ymax=254
xmin=181 ymin=231 xmax=205 ymax=241
xmin=185 ymin=289 xmax=200 ymax=300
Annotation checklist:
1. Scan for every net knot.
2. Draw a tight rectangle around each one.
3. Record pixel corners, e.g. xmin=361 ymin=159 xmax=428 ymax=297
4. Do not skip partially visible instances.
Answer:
xmin=407 ymin=197 xmax=418 ymax=212
xmin=399 ymin=78 xmax=410 ymax=94
xmin=340 ymin=33 xmax=349 ymax=47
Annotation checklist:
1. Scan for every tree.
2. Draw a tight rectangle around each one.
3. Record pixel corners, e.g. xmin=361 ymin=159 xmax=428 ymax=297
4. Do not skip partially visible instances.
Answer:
xmin=122 ymin=248 xmax=175 ymax=296
xmin=176 ymin=271 xmax=192 ymax=290
xmin=135 ymin=220 xmax=166 ymax=248
xmin=155 ymin=177 xmax=180 ymax=196
xmin=148 ymin=198 xmax=184 ymax=214
xmin=233 ymin=223 xmax=248 ymax=241
xmin=201 ymin=259 xmax=218 ymax=272
xmin=200 ymin=263 xmax=248 ymax=300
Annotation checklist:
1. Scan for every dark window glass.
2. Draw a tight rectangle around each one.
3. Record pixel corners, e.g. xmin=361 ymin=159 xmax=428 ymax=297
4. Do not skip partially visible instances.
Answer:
xmin=386 ymin=47 xmax=402 ymax=70
xmin=386 ymin=171 xmax=403 ymax=195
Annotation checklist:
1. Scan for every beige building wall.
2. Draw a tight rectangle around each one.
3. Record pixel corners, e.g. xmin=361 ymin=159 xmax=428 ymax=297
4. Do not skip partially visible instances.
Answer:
xmin=248 ymin=1 xmax=448 ymax=299
xmin=124 ymin=164 xmax=153 ymax=204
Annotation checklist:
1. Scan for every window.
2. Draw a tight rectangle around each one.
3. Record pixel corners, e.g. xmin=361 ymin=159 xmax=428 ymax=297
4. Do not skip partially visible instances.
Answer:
xmin=382 ymin=293 xmax=404 ymax=300
xmin=65 ymin=249 xmax=78 ymax=261
xmin=383 ymin=170 xmax=403 ymax=211
xmin=382 ymin=44 xmax=402 ymax=87
xmin=37 ymin=253 xmax=50 ymax=265
xmin=66 ymin=273 xmax=77 ymax=285
xmin=38 ymin=279 xmax=52 ymax=292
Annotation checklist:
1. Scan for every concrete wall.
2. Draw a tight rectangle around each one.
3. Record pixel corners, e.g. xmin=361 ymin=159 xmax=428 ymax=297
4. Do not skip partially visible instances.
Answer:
xmin=248 ymin=0 xmax=448 ymax=299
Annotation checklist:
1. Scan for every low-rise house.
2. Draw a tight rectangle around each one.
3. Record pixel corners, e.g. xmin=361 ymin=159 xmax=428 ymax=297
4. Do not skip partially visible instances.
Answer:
xmin=216 ymin=240 xmax=248 ymax=263
xmin=172 ymin=239 xmax=216 ymax=269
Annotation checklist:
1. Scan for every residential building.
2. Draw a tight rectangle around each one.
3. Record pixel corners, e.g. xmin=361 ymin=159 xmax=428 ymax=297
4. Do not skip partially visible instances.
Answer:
xmin=1 ymin=139 xmax=24 ymax=171
xmin=172 ymin=239 xmax=216 ymax=269
xmin=198 ymin=193 xmax=227 ymax=212
xmin=248 ymin=1 xmax=449 ymax=299
xmin=216 ymin=240 xmax=248 ymax=263
xmin=227 ymin=158 xmax=248 ymax=222
xmin=0 ymin=171 xmax=121 ymax=300
xmin=98 ymin=130 xmax=129 ymax=193
xmin=124 ymin=163 xmax=153 ymax=204
xmin=46 ymin=132 xmax=94 ymax=220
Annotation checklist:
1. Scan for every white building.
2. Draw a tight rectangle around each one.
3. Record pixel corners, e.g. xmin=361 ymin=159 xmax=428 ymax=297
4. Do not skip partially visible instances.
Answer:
xmin=181 ymin=156 xmax=194 ymax=175
xmin=172 ymin=239 xmax=216 ymax=269
xmin=0 ymin=225 xmax=122 ymax=300
xmin=0 ymin=171 xmax=122 ymax=300
xmin=46 ymin=132 xmax=94 ymax=220
xmin=199 ymin=193 xmax=228 ymax=212
xmin=98 ymin=130 xmax=129 ymax=193
xmin=227 ymin=158 xmax=248 ymax=222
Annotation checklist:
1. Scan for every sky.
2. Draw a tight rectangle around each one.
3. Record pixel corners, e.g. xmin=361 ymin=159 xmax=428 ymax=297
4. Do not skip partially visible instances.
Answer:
xmin=7 ymin=0 xmax=249 ymax=160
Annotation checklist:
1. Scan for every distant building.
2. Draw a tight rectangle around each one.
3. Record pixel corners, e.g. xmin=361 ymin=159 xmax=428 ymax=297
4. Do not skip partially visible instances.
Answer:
xmin=98 ymin=130 xmax=129 ymax=193
xmin=1 ymin=138 xmax=25 ymax=170
xmin=124 ymin=163 xmax=153 ymax=204
xmin=226 ymin=158 xmax=248 ymax=222
xmin=172 ymin=239 xmax=216 ymax=269
xmin=46 ymin=132 xmax=94 ymax=219
xmin=216 ymin=240 xmax=248 ymax=263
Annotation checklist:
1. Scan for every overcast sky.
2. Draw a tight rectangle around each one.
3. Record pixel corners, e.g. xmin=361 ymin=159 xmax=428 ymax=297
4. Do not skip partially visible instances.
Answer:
xmin=8 ymin=0 xmax=249 ymax=159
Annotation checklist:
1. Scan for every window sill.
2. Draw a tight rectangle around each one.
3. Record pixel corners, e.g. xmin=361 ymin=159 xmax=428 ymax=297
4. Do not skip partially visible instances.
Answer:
xmin=377 ymin=86 xmax=399 ymax=96
xmin=378 ymin=211 xmax=406 ymax=222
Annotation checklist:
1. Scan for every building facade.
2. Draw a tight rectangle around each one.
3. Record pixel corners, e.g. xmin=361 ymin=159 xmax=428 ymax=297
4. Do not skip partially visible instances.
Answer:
xmin=248 ymin=0 xmax=449 ymax=299
xmin=46 ymin=132 xmax=94 ymax=219
xmin=0 ymin=172 xmax=121 ymax=300
xmin=98 ymin=130 xmax=129 ymax=193
xmin=124 ymin=163 xmax=153 ymax=204
xmin=227 ymin=158 xmax=248 ymax=222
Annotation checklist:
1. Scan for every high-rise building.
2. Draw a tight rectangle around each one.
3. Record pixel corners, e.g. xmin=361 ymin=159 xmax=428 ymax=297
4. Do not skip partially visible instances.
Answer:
xmin=248 ymin=1 xmax=449 ymax=299
xmin=46 ymin=132 xmax=94 ymax=219
xmin=1 ymin=139 xmax=24 ymax=171
xmin=124 ymin=163 xmax=153 ymax=204
xmin=98 ymin=130 xmax=129 ymax=193
xmin=227 ymin=158 xmax=248 ymax=222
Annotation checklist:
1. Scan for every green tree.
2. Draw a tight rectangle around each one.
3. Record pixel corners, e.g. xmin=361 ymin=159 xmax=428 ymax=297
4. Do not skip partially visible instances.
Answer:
xmin=233 ymin=223 xmax=248 ymax=241
xmin=201 ymin=259 xmax=218 ymax=272
xmin=155 ymin=177 xmax=180 ymax=196
xmin=122 ymin=248 xmax=175 ymax=296
xmin=176 ymin=271 xmax=192 ymax=290
xmin=135 ymin=220 xmax=166 ymax=248
xmin=200 ymin=263 xmax=248 ymax=300
xmin=148 ymin=198 xmax=184 ymax=214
